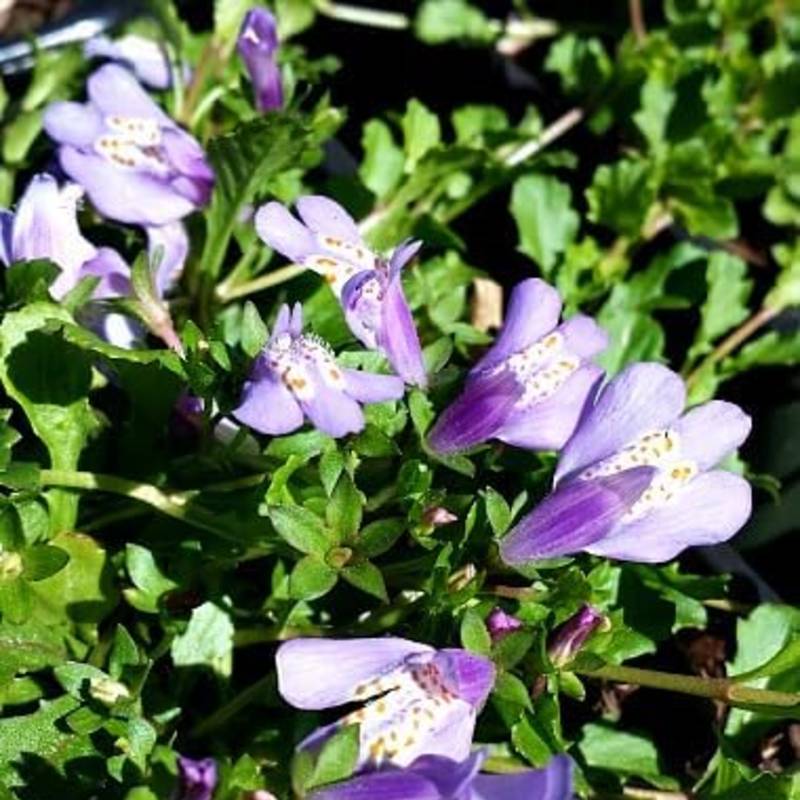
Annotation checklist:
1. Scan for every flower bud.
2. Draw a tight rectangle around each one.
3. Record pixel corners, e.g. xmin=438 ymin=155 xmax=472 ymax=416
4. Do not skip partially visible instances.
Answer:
xmin=548 ymin=605 xmax=608 ymax=667
xmin=237 ymin=8 xmax=283 ymax=112
xmin=422 ymin=506 xmax=458 ymax=528
xmin=177 ymin=756 xmax=217 ymax=800
xmin=88 ymin=676 xmax=130 ymax=706
xmin=486 ymin=607 xmax=523 ymax=642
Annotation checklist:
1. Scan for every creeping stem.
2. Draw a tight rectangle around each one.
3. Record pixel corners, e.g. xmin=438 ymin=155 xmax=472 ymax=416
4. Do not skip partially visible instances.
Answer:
xmin=574 ymin=662 xmax=800 ymax=709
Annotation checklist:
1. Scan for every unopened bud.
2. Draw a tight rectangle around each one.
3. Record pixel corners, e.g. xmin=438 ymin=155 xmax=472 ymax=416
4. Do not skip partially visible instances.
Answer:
xmin=448 ymin=563 xmax=476 ymax=592
xmin=486 ymin=607 xmax=523 ymax=642
xmin=548 ymin=605 xmax=608 ymax=667
xmin=0 ymin=550 xmax=23 ymax=580
xmin=89 ymin=676 xmax=130 ymax=706
xmin=422 ymin=506 xmax=458 ymax=528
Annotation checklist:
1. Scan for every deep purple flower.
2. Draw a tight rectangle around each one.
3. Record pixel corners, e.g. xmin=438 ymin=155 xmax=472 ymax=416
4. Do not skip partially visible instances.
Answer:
xmin=237 ymin=8 xmax=283 ymax=112
xmin=548 ymin=605 xmax=607 ymax=667
xmin=309 ymin=750 xmax=572 ymax=800
xmin=234 ymin=303 xmax=405 ymax=439
xmin=255 ymin=196 xmax=427 ymax=387
xmin=176 ymin=756 xmax=217 ymax=800
xmin=85 ymin=34 xmax=178 ymax=90
xmin=276 ymin=637 xmax=495 ymax=768
xmin=44 ymin=65 xmax=214 ymax=226
xmin=428 ymin=279 xmax=606 ymax=455
xmin=1 ymin=173 xmax=187 ymax=347
xmin=500 ymin=363 xmax=752 ymax=565
xmin=486 ymin=608 xmax=523 ymax=643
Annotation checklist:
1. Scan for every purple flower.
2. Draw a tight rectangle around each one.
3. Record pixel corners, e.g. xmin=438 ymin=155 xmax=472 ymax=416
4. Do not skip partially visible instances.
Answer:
xmin=309 ymin=750 xmax=572 ymax=800
xmin=176 ymin=756 xmax=217 ymax=800
xmin=486 ymin=608 xmax=523 ymax=643
xmin=44 ymin=65 xmax=214 ymax=226
xmin=85 ymin=34 xmax=179 ymax=90
xmin=428 ymin=279 xmax=606 ymax=455
xmin=276 ymin=637 xmax=495 ymax=768
xmin=1 ymin=173 xmax=187 ymax=347
xmin=255 ymin=196 xmax=427 ymax=387
xmin=548 ymin=605 xmax=607 ymax=667
xmin=500 ymin=363 xmax=753 ymax=565
xmin=233 ymin=303 xmax=405 ymax=439
xmin=237 ymin=8 xmax=283 ymax=112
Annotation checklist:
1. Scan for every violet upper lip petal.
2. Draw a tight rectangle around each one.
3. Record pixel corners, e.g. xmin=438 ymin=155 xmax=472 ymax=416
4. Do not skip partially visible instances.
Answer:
xmin=43 ymin=64 xmax=214 ymax=227
xmin=84 ymin=34 xmax=178 ymax=90
xmin=254 ymin=196 xmax=427 ymax=387
xmin=176 ymin=755 xmax=217 ymax=800
xmin=276 ymin=637 xmax=495 ymax=769
xmin=427 ymin=278 xmax=607 ymax=455
xmin=233 ymin=303 xmax=405 ymax=439
xmin=308 ymin=750 xmax=573 ymax=800
xmin=500 ymin=362 xmax=753 ymax=565
xmin=237 ymin=8 xmax=284 ymax=112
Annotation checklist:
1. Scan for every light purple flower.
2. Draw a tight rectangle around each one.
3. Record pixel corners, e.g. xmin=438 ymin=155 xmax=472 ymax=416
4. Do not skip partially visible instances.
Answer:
xmin=0 ymin=173 xmax=187 ymax=347
xmin=548 ymin=605 xmax=607 ymax=667
xmin=237 ymin=8 xmax=283 ymax=112
xmin=176 ymin=756 xmax=217 ymax=800
xmin=500 ymin=363 xmax=753 ymax=565
xmin=85 ymin=34 xmax=179 ymax=90
xmin=233 ymin=303 xmax=405 ymax=439
xmin=255 ymin=196 xmax=427 ymax=387
xmin=44 ymin=65 xmax=214 ymax=226
xmin=309 ymin=750 xmax=572 ymax=800
xmin=486 ymin=608 xmax=523 ymax=643
xmin=276 ymin=637 xmax=495 ymax=769
xmin=428 ymin=279 xmax=606 ymax=455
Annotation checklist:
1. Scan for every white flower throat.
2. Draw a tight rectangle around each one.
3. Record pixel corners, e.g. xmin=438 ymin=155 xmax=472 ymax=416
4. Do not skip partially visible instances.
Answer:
xmin=95 ymin=115 xmax=168 ymax=174
xmin=502 ymin=331 xmax=581 ymax=408
xmin=304 ymin=234 xmax=376 ymax=295
xmin=266 ymin=331 xmax=344 ymax=401
xmin=579 ymin=429 xmax=699 ymax=520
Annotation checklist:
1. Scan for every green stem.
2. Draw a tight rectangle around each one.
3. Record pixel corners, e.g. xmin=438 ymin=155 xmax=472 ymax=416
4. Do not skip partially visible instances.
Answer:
xmin=191 ymin=674 xmax=273 ymax=738
xmin=215 ymin=264 xmax=305 ymax=303
xmin=316 ymin=1 xmax=410 ymax=29
xmin=39 ymin=469 xmax=235 ymax=541
xmin=575 ymin=663 xmax=800 ymax=708
xmin=502 ymin=106 xmax=585 ymax=167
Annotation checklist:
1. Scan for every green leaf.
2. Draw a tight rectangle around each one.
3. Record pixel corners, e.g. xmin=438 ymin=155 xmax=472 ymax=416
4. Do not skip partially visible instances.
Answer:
xmin=493 ymin=671 xmax=533 ymax=711
xmin=20 ymin=545 xmax=69 ymax=582
xmin=289 ymin=556 xmax=338 ymax=600
xmin=483 ymin=487 xmax=512 ymax=537
xmin=0 ymin=620 xmax=67 ymax=683
xmin=510 ymin=174 xmax=579 ymax=274
xmin=360 ymin=119 xmax=404 ymax=199
xmin=171 ymin=602 xmax=235 ymax=677
xmin=240 ymin=301 xmax=269 ymax=357
xmin=460 ymin=609 xmax=491 ymax=655
xmin=307 ymin=725 xmax=360 ymax=789
xmin=578 ymin=722 xmax=676 ymax=789
xmin=124 ymin=544 xmax=179 ymax=614
xmin=275 ymin=0 xmax=317 ymax=37
xmin=269 ymin=505 xmax=332 ymax=556
xmin=2 ymin=110 xmax=43 ymax=165
xmin=670 ymin=187 xmax=739 ymax=239
xmin=326 ymin=475 xmax=363 ymax=542
xmin=340 ymin=561 xmax=388 ymax=602
xmin=2 ymin=260 xmax=59 ymax=305
xmin=214 ymin=0 xmax=252 ymax=51
xmin=414 ymin=0 xmax=499 ymax=45
xmin=358 ymin=518 xmax=405 ymax=558
xmin=402 ymin=100 xmax=441 ymax=173
xmin=0 ymin=410 xmax=20 ymax=471
xmin=586 ymin=160 xmax=656 ymax=238
xmin=545 ymin=34 xmax=612 ymax=94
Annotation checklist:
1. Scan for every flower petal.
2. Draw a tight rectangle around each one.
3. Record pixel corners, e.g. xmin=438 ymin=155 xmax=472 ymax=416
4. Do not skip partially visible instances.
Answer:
xmin=379 ymin=274 xmax=428 ymax=388
xmin=85 ymin=34 xmax=173 ymax=90
xmin=79 ymin=247 xmax=131 ymax=298
xmin=310 ymin=771 xmax=440 ymax=800
xmin=389 ymin=239 xmax=422 ymax=278
xmin=147 ymin=221 xmax=188 ymax=295
xmin=255 ymin=201 xmax=317 ymax=261
xmin=427 ymin=369 xmax=523 ymax=455
xmin=496 ymin=364 xmax=603 ymax=451
xmin=434 ymin=650 xmax=495 ymax=709
xmin=343 ymin=369 xmax=405 ymax=404
xmin=275 ymin=637 xmax=433 ymax=710
xmin=297 ymin=195 xmax=362 ymax=243
xmin=558 ymin=313 xmax=608 ymax=359
xmin=86 ymin=63 xmax=171 ymax=124
xmin=673 ymin=400 xmax=752 ymax=471
xmin=233 ymin=371 xmax=304 ymax=436
xmin=499 ymin=468 xmax=656 ymax=564
xmin=587 ymin=470 xmax=752 ymax=562
xmin=473 ymin=279 xmax=562 ymax=372
xmin=59 ymin=147 xmax=195 ymax=225
xmin=43 ymin=101 xmax=104 ymax=148
xmin=555 ymin=362 xmax=686 ymax=484
xmin=237 ymin=8 xmax=283 ymax=112
xmin=0 ymin=210 xmax=13 ymax=265
xmin=471 ymin=754 xmax=573 ymax=800
xmin=410 ymin=751 xmax=485 ymax=797
xmin=299 ymin=371 xmax=366 ymax=438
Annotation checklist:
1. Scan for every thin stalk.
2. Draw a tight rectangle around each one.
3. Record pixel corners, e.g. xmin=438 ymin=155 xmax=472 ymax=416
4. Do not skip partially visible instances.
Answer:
xmin=628 ymin=0 xmax=648 ymax=43
xmin=214 ymin=245 xmax=267 ymax=301
xmin=685 ymin=305 xmax=779 ymax=389
xmin=215 ymin=264 xmax=304 ymax=303
xmin=574 ymin=663 xmax=800 ymax=708
xmin=180 ymin=39 xmax=218 ymax=126
xmin=503 ymin=107 xmax=585 ymax=167
xmin=39 ymin=469 xmax=234 ymax=540
xmin=316 ymin=1 xmax=410 ymax=29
